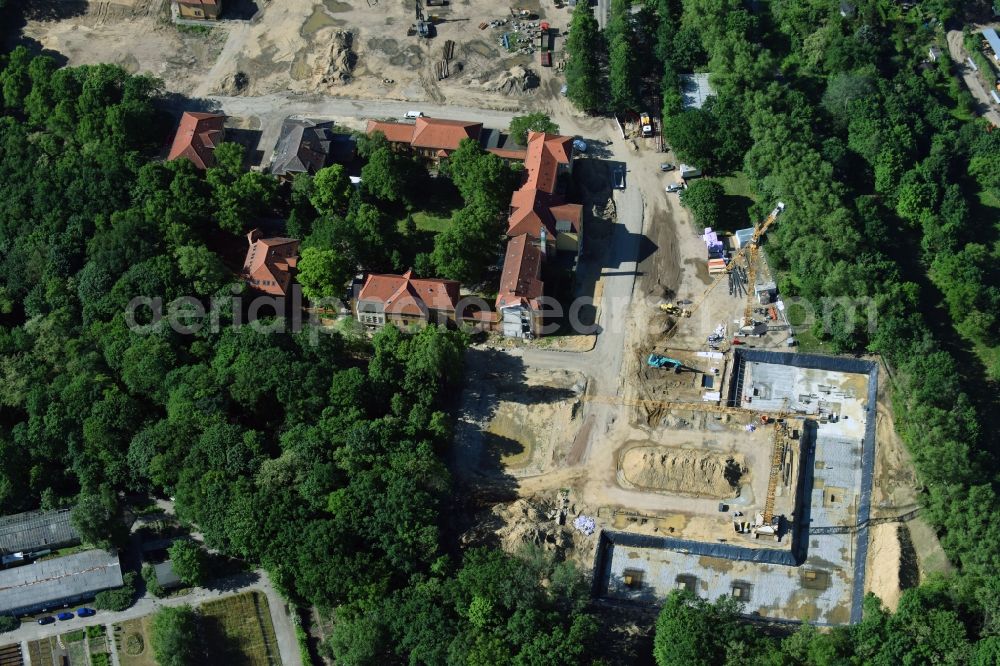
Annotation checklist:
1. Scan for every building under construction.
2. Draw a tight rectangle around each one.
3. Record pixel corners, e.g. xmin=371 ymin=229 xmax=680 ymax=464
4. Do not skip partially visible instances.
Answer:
xmin=593 ymin=351 xmax=877 ymax=625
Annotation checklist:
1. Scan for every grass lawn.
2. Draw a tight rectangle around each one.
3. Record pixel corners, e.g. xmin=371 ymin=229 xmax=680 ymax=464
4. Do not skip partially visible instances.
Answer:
xmin=114 ymin=618 xmax=156 ymax=666
xmin=717 ymin=171 xmax=755 ymax=200
xmin=784 ymin=301 xmax=835 ymax=354
xmin=200 ymin=592 xmax=281 ymax=666
xmin=409 ymin=209 xmax=456 ymax=233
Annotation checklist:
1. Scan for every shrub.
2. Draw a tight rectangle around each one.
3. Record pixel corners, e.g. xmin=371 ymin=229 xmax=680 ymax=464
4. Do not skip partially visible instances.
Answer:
xmin=95 ymin=572 xmax=137 ymax=612
xmin=142 ymin=563 xmax=165 ymax=598
xmin=0 ymin=615 xmax=19 ymax=633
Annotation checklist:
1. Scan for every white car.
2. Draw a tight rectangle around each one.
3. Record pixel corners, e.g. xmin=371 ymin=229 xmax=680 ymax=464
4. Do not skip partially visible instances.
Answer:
xmin=665 ymin=183 xmax=684 ymax=193
xmin=404 ymin=110 xmax=424 ymax=119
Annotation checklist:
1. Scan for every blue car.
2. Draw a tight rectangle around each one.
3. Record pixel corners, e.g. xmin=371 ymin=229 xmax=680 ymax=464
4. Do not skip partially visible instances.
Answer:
xmin=75 ymin=608 xmax=95 ymax=618
xmin=56 ymin=612 xmax=74 ymax=621
xmin=37 ymin=616 xmax=55 ymax=625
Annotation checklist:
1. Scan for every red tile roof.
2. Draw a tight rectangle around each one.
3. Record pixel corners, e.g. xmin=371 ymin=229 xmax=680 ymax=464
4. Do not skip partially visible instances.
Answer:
xmin=548 ymin=202 xmax=583 ymax=234
xmin=411 ymin=117 xmax=483 ymax=151
xmin=487 ymin=147 xmax=528 ymax=160
xmin=357 ymin=269 xmax=460 ymax=316
xmin=508 ymin=190 xmax=556 ymax=239
xmin=496 ymin=234 xmax=543 ymax=311
xmin=167 ymin=112 xmax=225 ymax=170
xmin=242 ymin=229 xmax=300 ymax=296
xmin=506 ymin=131 xmax=578 ymax=241
xmin=522 ymin=131 xmax=573 ymax=194
xmin=365 ymin=120 xmax=416 ymax=144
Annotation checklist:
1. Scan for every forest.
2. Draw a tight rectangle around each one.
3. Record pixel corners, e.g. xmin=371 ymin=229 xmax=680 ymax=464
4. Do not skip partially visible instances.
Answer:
xmin=2 ymin=0 xmax=1000 ymax=662
xmin=0 ymin=47 xmax=593 ymax=665
xmin=564 ymin=0 xmax=1000 ymax=662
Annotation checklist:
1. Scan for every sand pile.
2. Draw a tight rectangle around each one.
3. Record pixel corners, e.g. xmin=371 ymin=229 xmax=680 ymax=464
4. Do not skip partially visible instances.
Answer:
xmin=621 ymin=446 xmax=747 ymax=498
xmin=315 ymin=31 xmax=355 ymax=86
xmin=480 ymin=66 xmax=539 ymax=94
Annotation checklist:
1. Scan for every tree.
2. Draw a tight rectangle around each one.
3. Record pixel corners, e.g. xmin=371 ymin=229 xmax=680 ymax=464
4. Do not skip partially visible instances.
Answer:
xmin=168 ymin=540 xmax=212 ymax=587
xmin=71 ymin=486 xmax=128 ymax=550
xmin=142 ymin=563 xmax=165 ymax=597
xmin=564 ymin=2 xmax=604 ymax=112
xmin=607 ymin=0 xmax=639 ymax=112
xmin=431 ymin=204 xmax=503 ymax=284
xmin=446 ymin=140 xmax=519 ymax=212
xmin=0 ymin=616 xmax=18 ymax=633
xmin=296 ymin=246 xmax=352 ymax=301
xmin=508 ymin=113 xmax=560 ymax=145
xmin=310 ymin=164 xmax=353 ymax=215
xmin=150 ymin=605 xmax=203 ymax=666
xmin=653 ymin=590 xmax=746 ymax=666
xmin=663 ymin=109 xmax=718 ymax=170
xmin=174 ymin=244 xmax=227 ymax=295
xmin=678 ymin=179 xmax=725 ymax=228
xmin=361 ymin=147 xmax=407 ymax=202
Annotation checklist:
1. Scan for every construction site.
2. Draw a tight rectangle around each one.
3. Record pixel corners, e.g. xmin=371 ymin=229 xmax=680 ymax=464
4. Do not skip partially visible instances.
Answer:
xmin=454 ymin=183 xmax=931 ymax=625
xmin=16 ymin=0 xmax=576 ymax=109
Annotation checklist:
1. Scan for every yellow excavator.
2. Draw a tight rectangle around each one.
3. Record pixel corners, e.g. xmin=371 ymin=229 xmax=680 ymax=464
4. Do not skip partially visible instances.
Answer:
xmin=659 ymin=303 xmax=691 ymax=317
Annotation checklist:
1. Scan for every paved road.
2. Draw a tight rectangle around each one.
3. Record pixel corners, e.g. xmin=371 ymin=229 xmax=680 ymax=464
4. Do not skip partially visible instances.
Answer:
xmin=5 ymin=570 xmax=302 ymax=666
xmin=186 ymin=93 xmax=522 ymax=166
xmin=596 ymin=0 xmax=609 ymax=30
xmin=945 ymin=28 xmax=1000 ymax=127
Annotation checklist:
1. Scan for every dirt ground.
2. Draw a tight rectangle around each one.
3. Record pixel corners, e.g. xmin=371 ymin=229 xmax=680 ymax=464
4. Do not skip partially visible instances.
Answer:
xmin=20 ymin=0 xmax=572 ymax=109
xmin=865 ymin=522 xmax=902 ymax=610
xmin=18 ymin=1 xmax=226 ymax=94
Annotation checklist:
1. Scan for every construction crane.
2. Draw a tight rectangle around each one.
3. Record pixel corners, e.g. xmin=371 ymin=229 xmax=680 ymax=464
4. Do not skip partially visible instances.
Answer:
xmin=666 ymin=202 xmax=785 ymax=330
xmin=753 ymin=397 xmax=790 ymax=540
xmin=739 ymin=202 xmax=784 ymax=332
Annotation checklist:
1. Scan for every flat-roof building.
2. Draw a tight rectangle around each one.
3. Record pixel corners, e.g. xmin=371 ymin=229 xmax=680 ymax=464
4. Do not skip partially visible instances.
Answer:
xmin=0 ymin=550 xmax=123 ymax=616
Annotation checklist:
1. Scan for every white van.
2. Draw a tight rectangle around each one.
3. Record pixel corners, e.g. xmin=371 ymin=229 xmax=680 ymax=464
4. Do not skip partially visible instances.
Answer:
xmin=404 ymin=110 xmax=425 ymax=119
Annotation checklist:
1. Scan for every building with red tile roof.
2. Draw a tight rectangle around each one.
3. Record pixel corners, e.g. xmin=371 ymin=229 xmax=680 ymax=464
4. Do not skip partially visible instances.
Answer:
xmin=496 ymin=234 xmax=545 ymax=338
xmin=522 ymin=132 xmax=574 ymax=194
xmin=167 ymin=112 xmax=226 ymax=170
xmin=356 ymin=270 xmax=461 ymax=328
xmin=506 ymin=131 xmax=581 ymax=255
xmin=242 ymin=229 xmax=300 ymax=296
xmin=365 ymin=119 xmax=418 ymax=145
xmin=366 ymin=117 xmax=485 ymax=161
xmin=177 ymin=0 xmax=221 ymax=20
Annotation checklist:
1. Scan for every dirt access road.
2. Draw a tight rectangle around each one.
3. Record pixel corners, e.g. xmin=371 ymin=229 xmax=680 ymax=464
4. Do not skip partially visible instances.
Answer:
xmin=946 ymin=28 xmax=1000 ymax=127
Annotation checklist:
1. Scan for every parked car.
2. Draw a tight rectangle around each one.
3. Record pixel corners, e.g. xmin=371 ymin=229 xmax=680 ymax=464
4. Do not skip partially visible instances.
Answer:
xmin=75 ymin=608 xmax=95 ymax=618
xmin=403 ymin=110 xmax=424 ymax=119
xmin=665 ymin=183 xmax=684 ymax=193
xmin=660 ymin=162 xmax=675 ymax=172
xmin=37 ymin=616 xmax=55 ymax=625
xmin=56 ymin=612 xmax=74 ymax=621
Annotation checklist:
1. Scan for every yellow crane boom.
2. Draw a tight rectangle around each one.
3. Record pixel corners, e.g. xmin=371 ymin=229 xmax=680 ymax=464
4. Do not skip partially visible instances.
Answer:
xmin=668 ymin=202 xmax=785 ymax=328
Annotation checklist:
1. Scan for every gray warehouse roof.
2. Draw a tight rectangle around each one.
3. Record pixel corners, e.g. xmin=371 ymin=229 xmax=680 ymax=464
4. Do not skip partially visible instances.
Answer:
xmin=0 ymin=550 xmax=123 ymax=615
xmin=0 ymin=509 xmax=80 ymax=555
